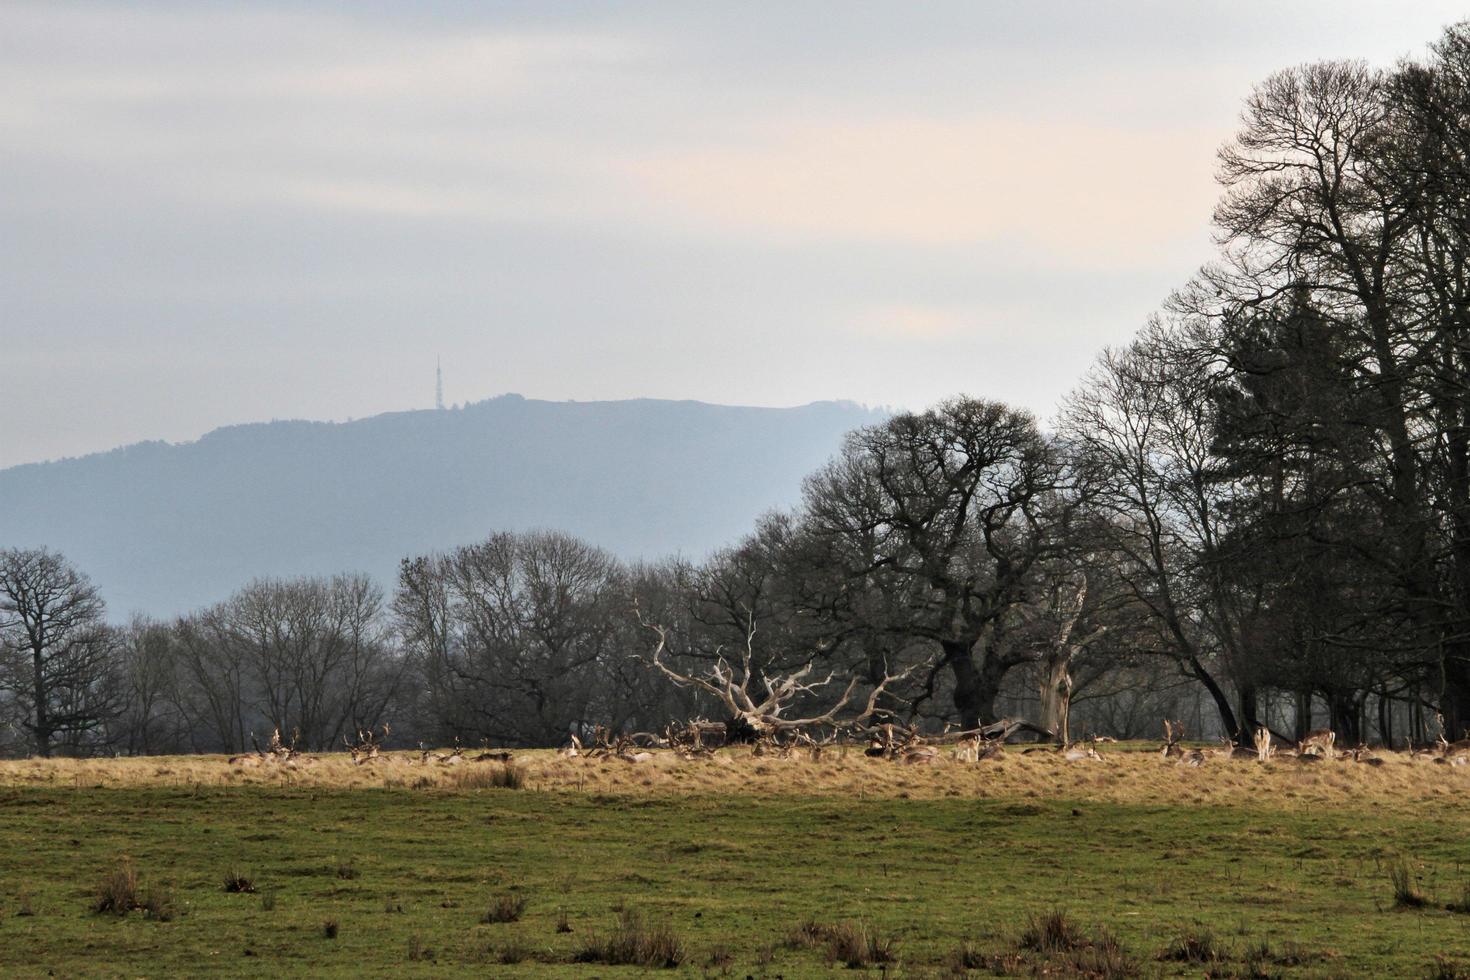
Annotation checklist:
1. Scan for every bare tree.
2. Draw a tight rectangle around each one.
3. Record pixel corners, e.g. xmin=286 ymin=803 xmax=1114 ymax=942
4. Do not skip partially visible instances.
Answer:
xmin=801 ymin=397 xmax=1082 ymax=729
xmin=394 ymin=531 xmax=625 ymax=746
xmin=0 ymin=548 xmax=120 ymax=757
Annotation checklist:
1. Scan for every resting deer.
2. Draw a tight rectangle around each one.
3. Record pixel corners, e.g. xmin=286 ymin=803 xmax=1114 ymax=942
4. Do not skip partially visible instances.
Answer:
xmin=344 ymin=725 xmax=388 ymax=765
xmin=420 ymin=738 xmax=465 ymax=765
xmin=1062 ymin=736 xmax=1102 ymax=761
xmin=1216 ymin=735 xmax=1255 ymax=761
xmin=901 ymin=744 xmax=941 ymax=766
xmin=1297 ymin=729 xmax=1336 ymax=759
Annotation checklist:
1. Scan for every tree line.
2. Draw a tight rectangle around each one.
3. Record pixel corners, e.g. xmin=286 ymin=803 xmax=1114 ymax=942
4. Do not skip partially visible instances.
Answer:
xmin=7 ymin=24 xmax=1470 ymax=755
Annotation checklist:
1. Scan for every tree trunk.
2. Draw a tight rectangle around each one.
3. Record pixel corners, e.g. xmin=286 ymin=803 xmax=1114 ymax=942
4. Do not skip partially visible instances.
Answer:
xmin=946 ymin=641 xmax=1010 ymax=731
xmin=1442 ymin=645 xmax=1470 ymax=743
xmin=1038 ymin=649 xmax=1072 ymax=746
xmin=1187 ymin=656 xmax=1238 ymax=742
xmin=1237 ymin=685 xmax=1261 ymax=745
xmin=1294 ymin=690 xmax=1311 ymax=742
xmin=31 ymin=645 xmax=50 ymax=758
xmin=1328 ymin=690 xmax=1361 ymax=745
xmin=724 ymin=715 xmax=760 ymax=745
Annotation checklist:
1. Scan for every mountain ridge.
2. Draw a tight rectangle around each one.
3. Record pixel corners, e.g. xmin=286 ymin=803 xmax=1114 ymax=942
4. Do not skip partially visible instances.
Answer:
xmin=0 ymin=395 xmax=887 ymax=618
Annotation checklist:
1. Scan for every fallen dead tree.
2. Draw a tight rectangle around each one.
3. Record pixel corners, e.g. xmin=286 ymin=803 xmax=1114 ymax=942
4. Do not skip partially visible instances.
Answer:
xmin=637 ymin=604 xmax=921 ymax=746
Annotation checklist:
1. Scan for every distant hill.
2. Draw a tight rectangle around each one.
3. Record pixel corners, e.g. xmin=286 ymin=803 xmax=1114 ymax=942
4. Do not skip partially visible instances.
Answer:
xmin=0 ymin=396 xmax=887 ymax=618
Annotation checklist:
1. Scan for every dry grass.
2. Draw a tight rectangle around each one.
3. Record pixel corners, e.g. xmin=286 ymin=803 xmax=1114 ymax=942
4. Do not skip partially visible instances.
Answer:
xmin=6 ymin=743 xmax=1468 ymax=810
xmin=92 ymin=857 xmax=141 ymax=915
xmin=573 ymin=908 xmax=686 ymax=968
xmin=480 ymin=892 xmax=527 ymax=924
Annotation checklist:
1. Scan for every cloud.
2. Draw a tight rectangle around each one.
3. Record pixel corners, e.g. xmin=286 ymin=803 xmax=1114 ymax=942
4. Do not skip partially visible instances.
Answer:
xmin=618 ymin=115 xmax=1220 ymax=262
xmin=857 ymin=305 xmax=973 ymax=341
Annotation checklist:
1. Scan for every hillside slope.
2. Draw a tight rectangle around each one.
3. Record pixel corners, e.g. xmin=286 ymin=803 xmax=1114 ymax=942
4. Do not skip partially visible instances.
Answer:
xmin=0 ymin=396 xmax=885 ymax=617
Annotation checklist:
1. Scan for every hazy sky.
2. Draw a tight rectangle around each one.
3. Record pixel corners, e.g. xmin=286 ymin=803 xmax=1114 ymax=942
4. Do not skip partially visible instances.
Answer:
xmin=4 ymin=2 xmax=1466 ymax=467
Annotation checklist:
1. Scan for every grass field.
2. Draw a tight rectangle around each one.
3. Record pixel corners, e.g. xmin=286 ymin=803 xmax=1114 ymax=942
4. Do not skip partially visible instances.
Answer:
xmin=2 ymin=745 xmax=1469 ymax=977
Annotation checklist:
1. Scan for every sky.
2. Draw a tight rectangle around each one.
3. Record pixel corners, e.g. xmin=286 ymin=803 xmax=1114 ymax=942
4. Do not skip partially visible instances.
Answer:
xmin=3 ymin=1 xmax=1467 ymax=468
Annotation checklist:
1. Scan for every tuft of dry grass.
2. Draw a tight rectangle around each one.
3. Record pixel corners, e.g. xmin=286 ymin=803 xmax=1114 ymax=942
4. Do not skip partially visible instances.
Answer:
xmin=1157 ymin=925 xmax=1227 ymax=964
xmin=143 ymin=882 xmax=177 ymax=921
xmin=1020 ymin=909 xmax=1089 ymax=953
xmin=573 ymin=909 xmax=686 ymax=968
xmin=821 ymin=920 xmax=898 ymax=968
xmin=92 ymin=857 xmax=141 ymax=916
xmin=1391 ymin=860 xmax=1429 ymax=908
xmin=447 ymin=763 xmax=526 ymax=790
xmin=1431 ymin=955 xmax=1470 ymax=980
xmin=480 ymin=893 xmax=527 ymax=924
xmin=406 ymin=933 xmax=432 ymax=962
xmin=222 ymin=870 xmax=256 ymax=893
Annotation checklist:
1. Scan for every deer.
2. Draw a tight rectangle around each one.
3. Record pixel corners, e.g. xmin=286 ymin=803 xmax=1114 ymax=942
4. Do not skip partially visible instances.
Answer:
xmin=1159 ymin=720 xmax=1185 ymax=760
xmin=1253 ymin=726 xmax=1273 ymax=763
xmin=1433 ymin=714 xmax=1470 ymax=763
xmin=953 ymin=733 xmax=981 ymax=763
xmin=419 ymin=737 xmax=465 ymax=765
xmin=230 ymin=727 xmax=300 ymax=768
xmin=1215 ymin=735 xmax=1255 ymax=761
xmin=1062 ymin=736 xmax=1103 ymax=761
xmin=901 ymin=744 xmax=941 ymax=766
xmin=1297 ymin=729 xmax=1336 ymax=759
xmin=344 ymin=725 xmax=388 ymax=765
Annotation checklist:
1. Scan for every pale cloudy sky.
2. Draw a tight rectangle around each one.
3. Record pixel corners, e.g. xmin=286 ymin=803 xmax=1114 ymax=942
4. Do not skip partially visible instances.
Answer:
xmin=3 ymin=1 xmax=1465 ymax=467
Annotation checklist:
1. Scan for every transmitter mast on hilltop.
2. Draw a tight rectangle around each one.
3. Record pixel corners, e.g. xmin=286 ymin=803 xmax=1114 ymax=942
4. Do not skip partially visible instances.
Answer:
xmin=435 ymin=356 xmax=445 ymax=411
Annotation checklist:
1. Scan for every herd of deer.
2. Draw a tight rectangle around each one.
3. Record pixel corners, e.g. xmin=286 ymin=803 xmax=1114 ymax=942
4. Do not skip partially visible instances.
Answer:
xmin=226 ymin=726 xmax=515 ymax=770
xmin=224 ymin=715 xmax=1470 ymax=772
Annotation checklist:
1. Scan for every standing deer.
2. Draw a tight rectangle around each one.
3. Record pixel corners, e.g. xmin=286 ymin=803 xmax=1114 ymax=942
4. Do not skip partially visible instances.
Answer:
xmin=1159 ymin=720 xmax=1185 ymax=760
xmin=1253 ymin=726 xmax=1273 ymax=763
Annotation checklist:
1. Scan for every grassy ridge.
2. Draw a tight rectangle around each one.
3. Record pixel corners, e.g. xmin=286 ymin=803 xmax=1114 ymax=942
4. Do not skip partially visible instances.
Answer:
xmin=2 ymin=761 xmax=1470 ymax=976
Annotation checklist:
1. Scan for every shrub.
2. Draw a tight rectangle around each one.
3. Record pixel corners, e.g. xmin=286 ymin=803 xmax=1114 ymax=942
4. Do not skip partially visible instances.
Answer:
xmin=481 ymin=893 xmax=527 ymax=924
xmin=574 ymin=909 xmax=686 ymax=968
xmin=322 ymin=918 xmax=339 ymax=939
xmin=259 ymin=888 xmax=277 ymax=912
xmin=92 ymin=858 xmax=141 ymax=916
xmin=555 ymin=907 xmax=572 ymax=933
